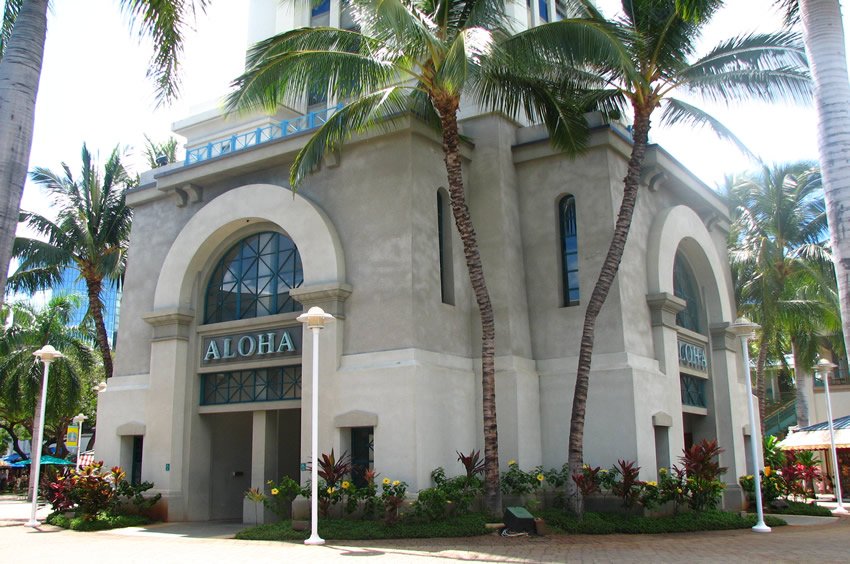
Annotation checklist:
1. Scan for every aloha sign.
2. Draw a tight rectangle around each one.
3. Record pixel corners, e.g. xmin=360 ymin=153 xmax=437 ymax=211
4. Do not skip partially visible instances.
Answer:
xmin=202 ymin=327 xmax=301 ymax=364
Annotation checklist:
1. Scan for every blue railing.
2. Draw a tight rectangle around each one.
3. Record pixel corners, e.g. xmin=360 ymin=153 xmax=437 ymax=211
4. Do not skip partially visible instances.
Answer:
xmin=184 ymin=104 xmax=343 ymax=165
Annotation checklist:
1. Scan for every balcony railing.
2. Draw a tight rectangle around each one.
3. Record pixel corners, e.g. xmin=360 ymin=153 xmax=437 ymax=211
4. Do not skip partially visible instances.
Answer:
xmin=184 ymin=104 xmax=343 ymax=166
xmin=814 ymin=369 xmax=850 ymax=387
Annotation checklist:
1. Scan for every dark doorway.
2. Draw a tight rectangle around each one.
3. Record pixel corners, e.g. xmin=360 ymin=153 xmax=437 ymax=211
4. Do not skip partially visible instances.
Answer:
xmin=350 ymin=427 xmax=374 ymax=488
xmin=131 ymin=436 xmax=143 ymax=485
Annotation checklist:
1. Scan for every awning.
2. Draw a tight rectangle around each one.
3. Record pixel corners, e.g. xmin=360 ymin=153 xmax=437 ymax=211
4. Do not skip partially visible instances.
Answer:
xmin=779 ymin=414 xmax=850 ymax=451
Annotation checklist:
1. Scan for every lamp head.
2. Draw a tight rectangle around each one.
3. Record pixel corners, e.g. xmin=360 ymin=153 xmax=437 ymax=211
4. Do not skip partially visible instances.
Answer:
xmin=813 ymin=357 xmax=837 ymax=375
xmin=729 ymin=316 xmax=760 ymax=340
xmin=296 ymin=306 xmax=335 ymax=330
xmin=33 ymin=344 xmax=63 ymax=362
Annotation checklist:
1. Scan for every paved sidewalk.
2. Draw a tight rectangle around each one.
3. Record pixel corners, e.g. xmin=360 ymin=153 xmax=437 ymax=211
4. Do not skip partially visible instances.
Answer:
xmin=2 ymin=498 xmax=849 ymax=563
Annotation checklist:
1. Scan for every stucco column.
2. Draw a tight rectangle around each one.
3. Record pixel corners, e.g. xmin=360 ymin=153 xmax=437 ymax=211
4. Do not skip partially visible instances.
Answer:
xmin=709 ymin=322 xmax=748 ymax=510
xmin=243 ymin=410 xmax=279 ymax=524
xmin=290 ymin=284 xmax=351 ymax=487
xmin=142 ymin=308 xmax=195 ymax=521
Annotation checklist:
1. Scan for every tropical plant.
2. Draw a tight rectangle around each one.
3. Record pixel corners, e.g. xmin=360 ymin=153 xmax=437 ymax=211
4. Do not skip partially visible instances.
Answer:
xmin=456 ymin=449 xmax=485 ymax=479
xmin=0 ymin=0 xmax=208 ymax=308
xmin=506 ymin=0 xmax=810 ymax=513
xmin=142 ymin=134 xmax=180 ymax=169
xmin=679 ymin=439 xmax=726 ymax=511
xmin=727 ymin=163 xmax=828 ymax=431
xmin=380 ymin=477 xmax=407 ymax=524
xmin=225 ymin=0 xmax=616 ymax=514
xmin=774 ymin=0 xmax=850 ymax=398
xmin=0 ymin=295 xmax=95 ymax=499
xmin=316 ymin=449 xmax=352 ymax=488
xmin=264 ymin=475 xmax=304 ymax=519
xmin=9 ymin=144 xmax=134 ymax=382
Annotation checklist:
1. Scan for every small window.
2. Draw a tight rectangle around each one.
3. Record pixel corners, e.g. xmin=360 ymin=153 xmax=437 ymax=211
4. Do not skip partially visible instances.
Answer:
xmin=437 ymin=189 xmax=455 ymax=305
xmin=538 ymin=0 xmax=549 ymax=22
xmin=131 ymin=436 xmax=143 ymax=485
xmin=350 ymin=426 xmax=374 ymax=488
xmin=559 ymin=195 xmax=579 ymax=306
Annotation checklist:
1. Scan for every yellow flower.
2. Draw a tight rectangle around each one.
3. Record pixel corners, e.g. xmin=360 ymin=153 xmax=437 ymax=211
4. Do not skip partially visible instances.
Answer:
xmin=659 ymin=468 xmax=667 ymax=475
xmin=341 ymin=481 xmax=350 ymax=490
xmin=536 ymin=473 xmax=545 ymax=482
xmin=508 ymin=459 xmax=517 ymax=466
xmin=327 ymin=487 xmax=335 ymax=494
xmin=383 ymin=477 xmax=391 ymax=485
xmin=646 ymin=481 xmax=657 ymax=488
xmin=271 ymin=488 xmax=279 ymax=496
xmin=392 ymin=480 xmax=401 ymax=487
xmin=676 ymin=488 xmax=683 ymax=494
xmin=764 ymin=466 xmax=772 ymax=477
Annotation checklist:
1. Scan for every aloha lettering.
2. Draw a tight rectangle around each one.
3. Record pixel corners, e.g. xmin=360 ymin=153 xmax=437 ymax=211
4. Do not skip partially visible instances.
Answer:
xmin=204 ymin=329 xmax=298 ymax=362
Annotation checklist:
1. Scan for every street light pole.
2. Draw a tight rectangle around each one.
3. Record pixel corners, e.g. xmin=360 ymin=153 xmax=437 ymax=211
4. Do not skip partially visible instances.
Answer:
xmin=814 ymin=358 xmax=847 ymax=515
xmin=730 ymin=317 xmax=770 ymax=533
xmin=26 ymin=345 xmax=64 ymax=527
xmin=296 ymin=306 xmax=334 ymax=546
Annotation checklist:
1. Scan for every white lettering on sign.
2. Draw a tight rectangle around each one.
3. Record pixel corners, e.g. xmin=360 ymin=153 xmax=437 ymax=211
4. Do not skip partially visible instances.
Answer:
xmin=678 ymin=340 xmax=707 ymax=372
xmin=203 ymin=328 xmax=300 ymax=363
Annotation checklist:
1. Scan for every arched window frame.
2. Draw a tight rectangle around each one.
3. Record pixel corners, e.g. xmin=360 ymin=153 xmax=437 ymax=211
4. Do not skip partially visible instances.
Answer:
xmin=673 ymin=252 xmax=703 ymax=334
xmin=559 ymin=194 xmax=580 ymax=307
xmin=203 ymin=231 xmax=304 ymax=324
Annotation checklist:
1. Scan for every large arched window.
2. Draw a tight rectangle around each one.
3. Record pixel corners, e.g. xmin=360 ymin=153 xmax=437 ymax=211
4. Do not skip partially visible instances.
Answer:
xmin=559 ymin=195 xmax=579 ymax=306
xmin=204 ymin=232 xmax=303 ymax=324
xmin=673 ymin=252 xmax=702 ymax=333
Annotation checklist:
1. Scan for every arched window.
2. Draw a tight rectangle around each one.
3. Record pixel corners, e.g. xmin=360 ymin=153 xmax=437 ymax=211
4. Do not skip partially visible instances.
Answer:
xmin=559 ymin=195 xmax=579 ymax=306
xmin=204 ymin=232 xmax=303 ymax=324
xmin=673 ymin=252 xmax=702 ymax=333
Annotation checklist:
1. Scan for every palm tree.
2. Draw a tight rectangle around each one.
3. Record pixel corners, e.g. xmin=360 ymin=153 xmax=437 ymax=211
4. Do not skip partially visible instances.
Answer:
xmin=0 ymin=0 xmax=209 ymax=308
xmin=226 ymin=0 xmax=615 ymax=514
xmin=507 ymin=0 xmax=811 ymax=511
xmin=8 ymin=144 xmax=133 ymax=382
xmin=776 ymin=0 xmax=850 ymax=410
xmin=728 ymin=163 xmax=828 ymax=433
xmin=0 ymin=295 xmax=96 ymax=500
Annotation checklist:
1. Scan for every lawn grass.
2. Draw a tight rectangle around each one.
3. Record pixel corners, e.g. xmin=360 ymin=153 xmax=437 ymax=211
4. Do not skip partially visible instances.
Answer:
xmin=46 ymin=511 xmax=151 ymax=531
xmin=538 ymin=509 xmax=787 ymax=535
xmin=236 ymin=513 xmax=490 ymax=541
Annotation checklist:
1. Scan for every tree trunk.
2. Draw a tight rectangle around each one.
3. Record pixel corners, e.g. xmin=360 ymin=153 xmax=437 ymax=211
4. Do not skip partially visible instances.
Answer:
xmin=791 ymin=338 xmax=811 ymax=428
xmin=798 ymin=0 xmax=850 ymax=377
xmin=566 ymin=104 xmax=652 ymax=515
xmin=85 ymin=274 xmax=114 ymax=380
xmin=0 ymin=0 xmax=49 ymax=306
xmin=437 ymin=103 xmax=501 ymax=516
xmin=0 ymin=421 xmax=27 ymax=458
xmin=755 ymin=326 xmax=770 ymax=435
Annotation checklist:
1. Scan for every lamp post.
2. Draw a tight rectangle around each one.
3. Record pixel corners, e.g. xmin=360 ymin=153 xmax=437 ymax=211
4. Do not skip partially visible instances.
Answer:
xmin=72 ymin=413 xmax=87 ymax=472
xmin=730 ymin=317 xmax=770 ymax=533
xmin=296 ymin=306 xmax=334 ymax=546
xmin=813 ymin=358 xmax=847 ymax=515
xmin=26 ymin=345 xmax=64 ymax=527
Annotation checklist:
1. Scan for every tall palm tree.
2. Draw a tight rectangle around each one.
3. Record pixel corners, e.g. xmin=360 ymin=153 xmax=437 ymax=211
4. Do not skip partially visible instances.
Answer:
xmin=0 ymin=295 xmax=95 ymax=500
xmin=775 ymin=0 xmax=850 ymax=408
xmin=0 ymin=0 xmax=209 ymax=308
xmin=8 ymin=144 xmax=133 ymax=382
xmin=507 ymin=0 xmax=811 ymax=511
xmin=728 ymin=163 xmax=828 ymax=432
xmin=226 ymin=0 xmax=616 ymax=514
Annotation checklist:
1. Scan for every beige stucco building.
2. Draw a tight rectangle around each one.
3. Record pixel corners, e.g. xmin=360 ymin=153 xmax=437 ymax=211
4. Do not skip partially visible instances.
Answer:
xmin=96 ymin=0 xmax=760 ymax=522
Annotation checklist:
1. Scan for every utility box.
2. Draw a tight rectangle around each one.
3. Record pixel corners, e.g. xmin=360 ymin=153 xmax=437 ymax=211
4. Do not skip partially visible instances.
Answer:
xmin=503 ymin=506 xmax=536 ymax=534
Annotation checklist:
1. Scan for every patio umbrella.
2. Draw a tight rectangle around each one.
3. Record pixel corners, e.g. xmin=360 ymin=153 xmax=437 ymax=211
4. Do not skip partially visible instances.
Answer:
xmin=12 ymin=455 xmax=74 ymax=467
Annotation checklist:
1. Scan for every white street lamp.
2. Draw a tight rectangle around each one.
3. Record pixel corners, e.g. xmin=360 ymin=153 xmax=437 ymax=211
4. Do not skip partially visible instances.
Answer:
xmin=813 ymin=358 xmax=847 ymax=515
xmin=72 ymin=413 xmax=88 ymax=472
xmin=26 ymin=344 xmax=64 ymax=527
xmin=296 ymin=306 xmax=334 ymax=546
xmin=729 ymin=317 xmax=770 ymax=533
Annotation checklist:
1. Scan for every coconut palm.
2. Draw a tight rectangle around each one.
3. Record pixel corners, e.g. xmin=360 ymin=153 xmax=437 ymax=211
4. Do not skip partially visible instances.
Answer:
xmin=0 ymin=0 xmax=209 ymax=308
xmin=0 ymin=295 xmax=96 ymax=499
xmin=226 ymin=0 xmax=619 ymax=514
xmin=505 ymin=0 xmax=811 ymax=511
xmin=728 ymin=162 xmax=828 ymax=432
xmin=773 ymin=0 xmax=850 ymax=411
xmin=8 ymin=144 xmax=133 ymax=382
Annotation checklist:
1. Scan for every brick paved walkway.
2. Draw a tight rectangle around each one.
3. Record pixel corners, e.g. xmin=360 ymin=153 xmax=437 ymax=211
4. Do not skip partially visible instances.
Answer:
xmin=1 ymin=498 xmax=848 ymax=563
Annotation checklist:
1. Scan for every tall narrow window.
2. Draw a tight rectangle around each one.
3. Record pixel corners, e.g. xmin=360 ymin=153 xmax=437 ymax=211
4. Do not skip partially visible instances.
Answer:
xmin=559 ymin=195 xmax=579 ymax=306
xmin=673 ymin=252 xmax=702 ymax=333
xmin=538 ymin=0 xmax=549 ymax=22
xmin=437 ymin=189 xmax=455 ymax=305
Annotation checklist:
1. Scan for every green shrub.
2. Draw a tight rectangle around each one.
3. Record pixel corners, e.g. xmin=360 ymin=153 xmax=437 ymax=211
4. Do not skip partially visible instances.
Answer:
xmin=413 ymin=487 xmax=449 ymax=520
xmin=46 ymin=511 xmax=150 ymax=531
xmin=539 ymin=509 xmax=786 ymax=535
xmin=500 ymin=460 xmax=544 ymax=495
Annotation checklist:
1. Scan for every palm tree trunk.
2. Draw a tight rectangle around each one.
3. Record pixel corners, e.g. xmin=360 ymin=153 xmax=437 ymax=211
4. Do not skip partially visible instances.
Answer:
xmin=85 ymin=275 xmax=114 ymax=380
xmin=566 ymin=105 xmax=652 ymax=515
xmin=755 ymin=329 xmax=770 ymax=435
xmin=791 ymin=338 xmax=811 ymax=428
xmin=437 ymin=104 xmax=501 ymax=516
xmin=0 ymin=0 xmax=49 ymax=305
xmin=798 ymin=1 xmax=850 ymax=378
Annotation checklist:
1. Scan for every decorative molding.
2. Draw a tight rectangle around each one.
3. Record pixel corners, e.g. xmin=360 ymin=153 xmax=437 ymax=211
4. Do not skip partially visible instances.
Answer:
xmin=652 ymin=411 xmax=673 ymax=427
xmin=334 ymin=410 xmax=378 ymax=428
xmin=290 ymin=283 xmax=353 ymax=318
xmin=143 ymin=308 xmax=195 ymax=341
xmin=709 ymin=322 xmax=738 ymax=352
xmin=646 ymin=292 xmax=686 ymax=329
xmin=116 ymin=421 xmax=146 ymax=436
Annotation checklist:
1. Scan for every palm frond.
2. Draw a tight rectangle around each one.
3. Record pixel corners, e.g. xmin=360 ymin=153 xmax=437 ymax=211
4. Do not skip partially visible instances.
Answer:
xmin=660 ymin=97 xmax=757 ymax=160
